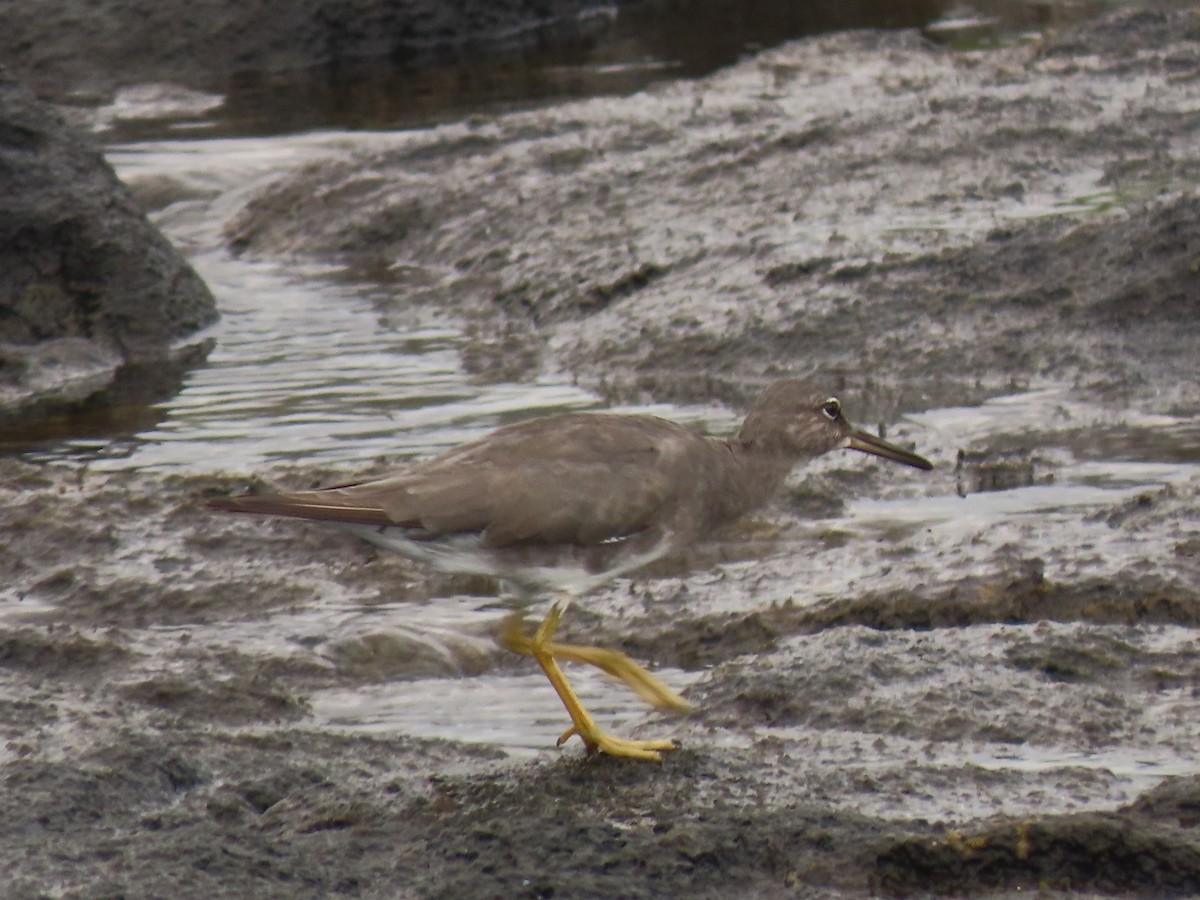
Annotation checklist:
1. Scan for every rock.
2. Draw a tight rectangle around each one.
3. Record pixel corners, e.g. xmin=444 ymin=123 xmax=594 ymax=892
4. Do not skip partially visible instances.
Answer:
xmin=0 ymin=73 xmax=217 ymax=429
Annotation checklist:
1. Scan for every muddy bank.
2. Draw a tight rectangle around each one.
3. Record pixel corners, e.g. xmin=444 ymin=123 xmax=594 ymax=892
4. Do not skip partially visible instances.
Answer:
xmin=224 ymin=7 xmax=1200 ymax=414
xmin=0 ymin=74 xmax=216 ymax=434
xmin=1 ymin=454 xmax=1198 ymax=896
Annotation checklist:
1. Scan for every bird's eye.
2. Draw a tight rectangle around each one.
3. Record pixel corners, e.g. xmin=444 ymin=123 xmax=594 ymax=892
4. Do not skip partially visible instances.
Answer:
xmin=820 ymin=398 xmax=841 ymax=420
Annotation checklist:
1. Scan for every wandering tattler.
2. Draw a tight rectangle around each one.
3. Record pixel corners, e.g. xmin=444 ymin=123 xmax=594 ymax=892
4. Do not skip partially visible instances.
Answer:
xmin=210 ymin=379 xmax=932 ymax=760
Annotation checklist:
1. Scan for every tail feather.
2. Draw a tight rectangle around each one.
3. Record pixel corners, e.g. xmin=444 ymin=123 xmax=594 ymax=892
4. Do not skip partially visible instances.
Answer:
xmin=207 ymin=492 xmax=395 ymax=527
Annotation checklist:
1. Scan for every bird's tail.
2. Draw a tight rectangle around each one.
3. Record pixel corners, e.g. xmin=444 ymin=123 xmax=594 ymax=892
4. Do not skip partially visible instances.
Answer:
xmin=207 ymin=489 xmax=393 ymax=526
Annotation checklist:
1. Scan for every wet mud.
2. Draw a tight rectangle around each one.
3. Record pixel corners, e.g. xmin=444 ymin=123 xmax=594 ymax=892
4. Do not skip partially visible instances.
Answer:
xmin=4 ymin=5 xmax=1200 ymax=898
xmin=3 ymin=432 xmax=1198 ymax=897
xmin=223 ymin=8 xmax=1200 ymax=413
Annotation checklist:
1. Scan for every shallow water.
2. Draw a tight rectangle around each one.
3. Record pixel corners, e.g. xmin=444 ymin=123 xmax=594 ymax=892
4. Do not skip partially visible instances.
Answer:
xmin=308 ymin=666 xmax=697 ymax=759
xmin=21 ymin=135 xmax=742 ymax=473
xmin=78 ymin=249 xmax=602 ymax=472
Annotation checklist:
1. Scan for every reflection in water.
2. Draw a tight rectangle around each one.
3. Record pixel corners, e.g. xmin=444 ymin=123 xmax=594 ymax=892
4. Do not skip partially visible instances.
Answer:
xmin=106 ymin=0 xmax=950 ymax=140
xmin=0 ymin=397 xmax=170 ymax=455
xmin=93 ymin=0 xmax=1135 ymax=142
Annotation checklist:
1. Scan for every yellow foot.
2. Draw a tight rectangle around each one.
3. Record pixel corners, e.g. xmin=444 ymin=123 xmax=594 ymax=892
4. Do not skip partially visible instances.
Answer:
xmin=556 ymin=724 xmax=681 ymax=762
xmin=505 ymin=601 xmax=686 ymax=762
xmin=497 ymin=613 xmax=693 ymax=713
xmin=554 ymin=645 xmax=693 ymax=713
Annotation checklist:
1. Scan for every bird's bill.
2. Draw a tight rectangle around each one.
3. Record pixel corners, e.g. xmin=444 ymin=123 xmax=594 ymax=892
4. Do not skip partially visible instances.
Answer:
xmin=847 ymin=429 xmax=933 ymax=470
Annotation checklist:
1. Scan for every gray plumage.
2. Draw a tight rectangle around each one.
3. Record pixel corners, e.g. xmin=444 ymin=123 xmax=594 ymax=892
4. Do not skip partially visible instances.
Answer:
xmin=209 ymin=379 xmax=931 ymax=592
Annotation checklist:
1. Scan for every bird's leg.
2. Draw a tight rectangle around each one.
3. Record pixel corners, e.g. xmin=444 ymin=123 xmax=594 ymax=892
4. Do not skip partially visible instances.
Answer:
xmin=497 ymin=613 xmax=692 ymax=712
xmin=520 ymin=600 xmax=681 ymax=761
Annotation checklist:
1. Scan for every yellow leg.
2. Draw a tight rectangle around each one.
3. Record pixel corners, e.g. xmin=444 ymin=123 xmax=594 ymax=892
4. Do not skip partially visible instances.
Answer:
xmin=497 ymin=613 xmax=693 ymax=712
xmin=521 ymin=604 xmax=681 ymax=761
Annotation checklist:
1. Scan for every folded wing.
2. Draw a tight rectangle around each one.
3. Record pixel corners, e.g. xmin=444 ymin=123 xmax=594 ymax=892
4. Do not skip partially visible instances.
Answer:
xmin=209 ymin=413 xmax=710 ymax=548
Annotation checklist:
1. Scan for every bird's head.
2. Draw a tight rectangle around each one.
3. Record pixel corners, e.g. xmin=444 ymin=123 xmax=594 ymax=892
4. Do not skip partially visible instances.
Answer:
xmin=737 ymin=379 xmax=932 ymax=469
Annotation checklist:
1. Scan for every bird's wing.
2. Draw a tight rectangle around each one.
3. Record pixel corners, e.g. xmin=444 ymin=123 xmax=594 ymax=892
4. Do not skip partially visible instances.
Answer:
xmin=209 ymin=414 xmax=707 ymax=548
xmin=390 ymin=414 xmax=701 ymax=547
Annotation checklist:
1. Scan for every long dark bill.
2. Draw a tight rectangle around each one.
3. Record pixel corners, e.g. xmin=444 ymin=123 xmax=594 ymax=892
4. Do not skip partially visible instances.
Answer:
xmin=847 ymin=429 xmax=933 ymax=470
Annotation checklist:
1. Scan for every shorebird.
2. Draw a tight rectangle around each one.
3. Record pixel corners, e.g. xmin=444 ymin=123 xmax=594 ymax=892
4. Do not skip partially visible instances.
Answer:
xmin=210 ymin=379 xmax=932 ymax=760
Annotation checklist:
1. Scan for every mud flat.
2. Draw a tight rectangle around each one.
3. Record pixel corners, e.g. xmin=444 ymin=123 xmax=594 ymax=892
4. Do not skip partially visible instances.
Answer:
xmin=2 ymin=6 xmax=1200 ymax=898
xmin=223 ymin=7 xmax=1200 ymax=412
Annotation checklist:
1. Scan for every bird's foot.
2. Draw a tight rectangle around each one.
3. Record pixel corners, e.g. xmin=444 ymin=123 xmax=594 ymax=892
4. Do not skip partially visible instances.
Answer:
xmin=511 ymin=601 xmax=684 ymax=762
xmin=556 ymin=724 xmax=681 ymax=762
xmin=497 ymin=613 xmax=693 ymax=713
xmin=553 ymin=644 xmax=693 ymax=713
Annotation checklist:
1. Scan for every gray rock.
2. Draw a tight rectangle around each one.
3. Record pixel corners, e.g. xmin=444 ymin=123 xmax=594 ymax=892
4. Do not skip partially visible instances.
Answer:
xmin=0 ymin=73 xmax=217 ymax=428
